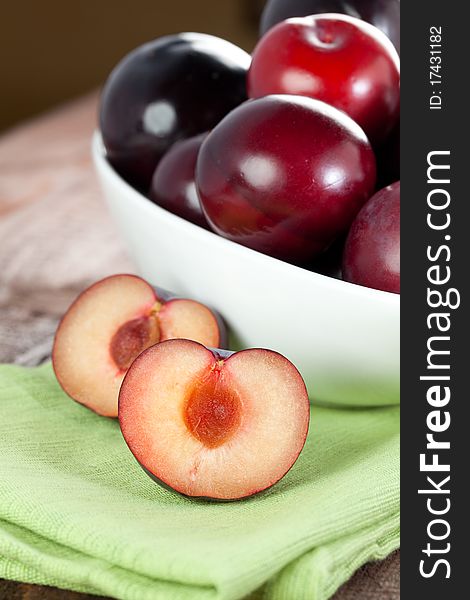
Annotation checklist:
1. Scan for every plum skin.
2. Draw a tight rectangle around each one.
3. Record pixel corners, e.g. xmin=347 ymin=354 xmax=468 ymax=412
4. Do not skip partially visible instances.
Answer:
xmin=249 ymin=14 xmax=400 ymax=146
xmin=100 ymin=33 xmax=250 ymax=192
xmin=343 ymin=181 xmax=400 ymax=293
xmin=150 ymin=133 xmax=209 ymax=229
xmin=260 ymin=0 xmax=400 ymax=53
xmin=196 ymin=94 xmax=376 ymax=265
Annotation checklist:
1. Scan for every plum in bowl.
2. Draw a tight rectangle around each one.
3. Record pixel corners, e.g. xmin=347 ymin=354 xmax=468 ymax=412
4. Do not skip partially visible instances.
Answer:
xmin=92 ymin=132 xmax=399 ymax=407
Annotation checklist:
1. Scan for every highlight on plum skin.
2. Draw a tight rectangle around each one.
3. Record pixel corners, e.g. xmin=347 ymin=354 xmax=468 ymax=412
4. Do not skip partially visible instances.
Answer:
xmin=118 ymin=339 xmax=311 ymax=500
xmin=343 ymin=181 xmax=400 ymax=294
xmin=149 ymin=133 xmax=209 ymax=229
xmin=196 ymin=94 xmax=376 ymax=265
xmin=52 ymin=274 xmax=225 ymax=418
xmin=249 ymin=13 xmax=400 ymax=146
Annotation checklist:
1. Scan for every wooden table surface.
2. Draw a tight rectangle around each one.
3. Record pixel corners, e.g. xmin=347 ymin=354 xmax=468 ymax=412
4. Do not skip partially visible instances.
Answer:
xmin=0 ymin=95 xmax=400 ymax=600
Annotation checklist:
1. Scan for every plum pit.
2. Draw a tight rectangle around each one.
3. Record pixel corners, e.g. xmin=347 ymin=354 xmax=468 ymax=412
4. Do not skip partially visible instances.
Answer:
xmin=184 ymin=366 xmax=242 ymax=448
xmin=110 ymin=315 xmax=160 ymax=371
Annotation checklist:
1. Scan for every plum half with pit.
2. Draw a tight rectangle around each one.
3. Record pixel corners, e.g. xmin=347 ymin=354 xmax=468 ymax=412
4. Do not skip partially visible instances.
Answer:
xmin=118 ymin=339 xmax=310 ymax=500
xmin=260 ymin=0 xmax=401 ymax=53
xmin=196 ymin=95 xmax=376 ymax=265
xmin=100 ymin=33 xmax=251 ymax=191
xmin=249 ymin=14 xmax=400 ymax=145
xmin=52 ymin=275 xmax=225 ymax=417
xmin=343 ymin=181 xmax=400 ymax=293
xmin=150 ymin=133 xmax=209 ymax=229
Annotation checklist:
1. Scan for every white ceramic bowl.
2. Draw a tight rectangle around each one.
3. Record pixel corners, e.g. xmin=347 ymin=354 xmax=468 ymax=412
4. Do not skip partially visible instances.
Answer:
xmin=92 ymin=132 xmax=399 ymax=407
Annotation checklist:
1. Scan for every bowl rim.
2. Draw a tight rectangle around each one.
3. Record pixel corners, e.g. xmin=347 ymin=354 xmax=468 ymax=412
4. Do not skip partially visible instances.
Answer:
xmin=92 ymin=130 xmax=400 ymax=309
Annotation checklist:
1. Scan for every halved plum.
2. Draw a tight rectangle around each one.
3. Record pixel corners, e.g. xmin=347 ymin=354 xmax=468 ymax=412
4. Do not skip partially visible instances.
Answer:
xmin=52 ymin=275 xmax=224 ymax=417
xmin=119 ymin=339 xmax=310 ymax=500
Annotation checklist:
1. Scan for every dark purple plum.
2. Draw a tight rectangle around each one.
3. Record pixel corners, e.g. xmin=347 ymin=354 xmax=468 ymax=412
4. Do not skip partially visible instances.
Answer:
xmin=100 ymin=33 xmax=251 ymax=191
xmin=196 ymin=95 xmax=376 ymax=265
xmin=150 ymin=133 xmax=208 ymax=229
xmin=260 ymin=0 xmax=400 ymax=53
xmin=343 ymin=181 xmax=400 ymax=293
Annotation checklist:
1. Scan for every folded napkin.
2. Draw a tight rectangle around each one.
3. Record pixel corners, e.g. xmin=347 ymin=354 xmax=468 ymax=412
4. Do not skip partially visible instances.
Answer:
xmin=0 ymin=363 xmax=399 ymax=600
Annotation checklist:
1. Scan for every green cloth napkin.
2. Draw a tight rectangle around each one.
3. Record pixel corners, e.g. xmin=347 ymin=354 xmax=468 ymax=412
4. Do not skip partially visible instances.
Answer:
xmin=0 ymin=363 xmax=399 ymax=600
